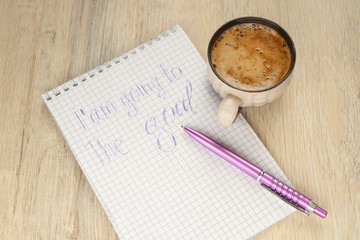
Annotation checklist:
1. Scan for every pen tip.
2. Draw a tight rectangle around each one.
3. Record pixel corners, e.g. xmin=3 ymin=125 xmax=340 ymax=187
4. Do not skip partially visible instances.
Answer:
xmin=181 ymin=126 xmax=184 ymax=129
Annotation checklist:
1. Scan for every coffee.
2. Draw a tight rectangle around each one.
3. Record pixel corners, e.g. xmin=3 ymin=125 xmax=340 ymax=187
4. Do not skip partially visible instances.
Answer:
xmin=211 ymin=23 xmax=291 ymax=90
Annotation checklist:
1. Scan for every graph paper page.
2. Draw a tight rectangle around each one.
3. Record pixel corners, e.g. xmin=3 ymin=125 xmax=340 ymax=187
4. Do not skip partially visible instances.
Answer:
xmin=42 ymin=25 xmax=294 ymax=240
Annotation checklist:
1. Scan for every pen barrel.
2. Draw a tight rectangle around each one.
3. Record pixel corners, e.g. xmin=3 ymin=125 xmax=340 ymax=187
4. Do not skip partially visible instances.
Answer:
xmin=184 ymin=127 xmax=262 ymax=179
xmin=214 ymin=147 xmax=262 ymax=179
xmin=260 ymin=172 xmax=312 ymax=211
xmin=184 ymin=127 xmax=327 ymax=218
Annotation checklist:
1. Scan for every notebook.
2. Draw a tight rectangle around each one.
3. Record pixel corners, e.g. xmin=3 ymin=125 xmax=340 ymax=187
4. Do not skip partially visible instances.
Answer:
xmin=42 ymin=25 xmax=294 ymax=239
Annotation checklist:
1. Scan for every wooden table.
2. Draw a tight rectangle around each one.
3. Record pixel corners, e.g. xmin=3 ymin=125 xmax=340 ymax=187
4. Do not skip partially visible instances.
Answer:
xmin=1 ymin=0 xmax=359 ymax=239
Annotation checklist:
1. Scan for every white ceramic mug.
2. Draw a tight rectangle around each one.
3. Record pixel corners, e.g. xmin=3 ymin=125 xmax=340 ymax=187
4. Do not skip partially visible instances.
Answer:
xmin=207 ymin=17 xmax=296 ymax=126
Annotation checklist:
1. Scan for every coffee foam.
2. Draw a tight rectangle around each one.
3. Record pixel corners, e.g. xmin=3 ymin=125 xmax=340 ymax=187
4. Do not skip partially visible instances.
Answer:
xmin=211 ymin=23 xmax=291 ymax=90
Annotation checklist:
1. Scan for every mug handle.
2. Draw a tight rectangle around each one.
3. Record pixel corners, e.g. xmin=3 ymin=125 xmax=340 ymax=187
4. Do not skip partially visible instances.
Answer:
xmin=218 ymin=94 xmax=242 ymax=127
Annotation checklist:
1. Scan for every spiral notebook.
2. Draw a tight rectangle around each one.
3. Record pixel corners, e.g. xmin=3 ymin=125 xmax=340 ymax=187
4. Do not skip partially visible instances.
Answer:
xmin=42 ymin=25 xmax=294 ymax=239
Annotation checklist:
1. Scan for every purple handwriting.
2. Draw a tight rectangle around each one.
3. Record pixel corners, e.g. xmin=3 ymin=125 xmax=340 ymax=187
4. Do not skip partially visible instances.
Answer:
xmin=73 ymin=64 xmax=182 ymax=131
xmin=85 ymin=137 xmax=128 ymax=165
xmin=120 ymin=64 xmax=182 ymax=117
xmin=74 ymin=64 xmax=187 ymax=165
xmin=160 ymin=64 xmax=182 ymax=83
xmin=74 ymin=101 xmax=118 ymax=131
xmin=145 ymin=79 xmax=196 ymax=152
xmin=120 ymin=76 xmax=165 ymax=117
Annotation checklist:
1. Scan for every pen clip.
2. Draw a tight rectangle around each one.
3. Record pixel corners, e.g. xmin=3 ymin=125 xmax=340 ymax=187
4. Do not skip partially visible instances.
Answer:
xmin=261 ymin=184 xmax=309 ymax=216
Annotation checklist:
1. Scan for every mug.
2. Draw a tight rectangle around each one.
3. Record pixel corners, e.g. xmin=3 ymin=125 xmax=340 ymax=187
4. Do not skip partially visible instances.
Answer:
xmin=207 ymin=17 xmax=296 ymax=126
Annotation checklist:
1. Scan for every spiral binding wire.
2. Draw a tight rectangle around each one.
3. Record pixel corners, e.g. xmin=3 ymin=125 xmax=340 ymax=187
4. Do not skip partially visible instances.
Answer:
xmin=45 ymin=26 xmax=178 ymax=101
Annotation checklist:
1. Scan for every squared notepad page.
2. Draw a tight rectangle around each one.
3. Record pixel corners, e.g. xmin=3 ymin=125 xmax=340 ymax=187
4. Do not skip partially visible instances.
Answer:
xmin=42 ymin=25 xmax=294 ymax=239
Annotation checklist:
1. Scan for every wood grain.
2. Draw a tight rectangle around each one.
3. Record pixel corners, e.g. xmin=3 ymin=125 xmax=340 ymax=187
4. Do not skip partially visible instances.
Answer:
xmin=0 ymin=0 xmax=359 ymax=239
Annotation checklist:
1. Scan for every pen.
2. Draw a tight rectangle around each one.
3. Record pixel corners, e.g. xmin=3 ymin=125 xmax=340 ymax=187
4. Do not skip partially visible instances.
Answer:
xmin=183 ymin=126 xmax=327 ymax=218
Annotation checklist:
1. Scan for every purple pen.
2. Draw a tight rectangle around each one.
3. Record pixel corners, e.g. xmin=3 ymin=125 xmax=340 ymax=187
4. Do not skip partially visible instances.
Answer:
xmin=183 ymin=126 xmax=327 ymax=218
